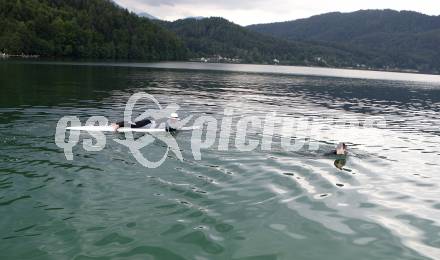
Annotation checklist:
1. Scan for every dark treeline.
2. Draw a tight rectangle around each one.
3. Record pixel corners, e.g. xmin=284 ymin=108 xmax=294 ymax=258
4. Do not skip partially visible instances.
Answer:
xmin=0 ymin=0 xmax=187 ymax=60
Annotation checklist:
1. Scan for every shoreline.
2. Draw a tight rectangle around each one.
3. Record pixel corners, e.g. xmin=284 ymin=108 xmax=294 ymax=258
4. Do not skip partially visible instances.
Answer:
xmin=1 ymin=55 xmax=435 ymax=76
xmin=5 ymin=60 xmax=440 ymax=84
xmin=0 ymin=53 xmax=40 ymax=59
xmin=186 ymin=60 xmax=428 ymax=76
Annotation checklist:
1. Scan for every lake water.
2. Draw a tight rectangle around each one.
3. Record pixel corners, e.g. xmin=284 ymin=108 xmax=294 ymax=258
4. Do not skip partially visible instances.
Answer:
xmin=1 ymin=61 xmax=440 ymax=259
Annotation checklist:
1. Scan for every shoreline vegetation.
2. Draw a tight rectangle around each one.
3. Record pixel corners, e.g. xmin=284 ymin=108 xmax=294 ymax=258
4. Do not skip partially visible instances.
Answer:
xmin=0 ymin=55 xmax=427 ymax=76
xmin=1 ymin=0 xmax=438 ymax=74
xmin=0 ymin=47 xmax=428 ymax=75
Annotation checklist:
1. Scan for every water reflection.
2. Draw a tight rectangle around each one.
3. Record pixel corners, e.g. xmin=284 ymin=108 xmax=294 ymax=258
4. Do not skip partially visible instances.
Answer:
xmin=1 ymin=61 xmax=440 ymax=259
xmin=334 ymin=158 xmax=346 ymax=170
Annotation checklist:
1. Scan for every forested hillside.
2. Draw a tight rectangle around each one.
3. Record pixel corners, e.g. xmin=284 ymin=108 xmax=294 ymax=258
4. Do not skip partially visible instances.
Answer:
xmin=2 ymin=2 xmax=439 ymax=73
xmin=157 ymin=17 xmax=374 ymax=66
xmin=248 ymin=10 xmax=440 ymax=73
xmin=0 ymin=0 xmax=187 ymax=60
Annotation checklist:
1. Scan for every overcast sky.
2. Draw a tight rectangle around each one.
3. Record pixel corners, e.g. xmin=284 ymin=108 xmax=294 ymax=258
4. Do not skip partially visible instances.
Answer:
xmin=114 ymin=0 xmax=440 ymax=26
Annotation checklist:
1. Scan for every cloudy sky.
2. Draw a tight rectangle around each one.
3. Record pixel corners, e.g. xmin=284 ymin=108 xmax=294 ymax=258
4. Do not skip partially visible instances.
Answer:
xmin=114 ymin=0 xmax=440 ymax=25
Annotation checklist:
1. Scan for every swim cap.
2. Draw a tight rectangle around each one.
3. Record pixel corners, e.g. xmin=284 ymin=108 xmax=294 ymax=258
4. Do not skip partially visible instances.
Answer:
xmin=170 ymin=112 xmax=179 ymax=119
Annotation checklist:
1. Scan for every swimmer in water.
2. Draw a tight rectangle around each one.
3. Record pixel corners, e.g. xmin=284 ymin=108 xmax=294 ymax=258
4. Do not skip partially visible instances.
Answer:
xmin=111 ymin=112 xmax=180 ymax=132
xmin=330 ymin=143 xmax=348 ymax=170
xmin=335 ymin=142 xmax=348 ymax=155
xmin=165 ymin=112 xmax=180 ymax=132
xmin=325 ymin=142 xmax=348 ymax=156
xmin=111 ymin=118 xmax=152 ymax=131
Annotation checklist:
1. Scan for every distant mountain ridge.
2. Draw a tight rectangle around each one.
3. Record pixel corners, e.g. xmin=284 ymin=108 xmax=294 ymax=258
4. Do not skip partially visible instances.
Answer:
xmin=137 ymin=12 xmax=158 ymax=20
xmin=186 ymin=16 xmax=205 ymax=20
xmin=156 ymin=17 xmax=374 ymax=66
xmin=248 ymin=10 xmax=440 ymax=41
xmin=247 ymin=9 xmax=440 ymax=73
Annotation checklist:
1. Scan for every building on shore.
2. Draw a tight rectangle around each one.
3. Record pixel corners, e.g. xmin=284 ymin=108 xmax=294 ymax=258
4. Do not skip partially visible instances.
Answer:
xmin=189 ymin=55 xmax=242 ymax=64
xmin=0 ymin=52 xmax=39 ymax=59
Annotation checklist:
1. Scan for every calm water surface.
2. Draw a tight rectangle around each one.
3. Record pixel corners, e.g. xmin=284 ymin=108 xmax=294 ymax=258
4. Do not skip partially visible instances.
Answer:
xmin=1 ymin=61 xmax=440 ymax=259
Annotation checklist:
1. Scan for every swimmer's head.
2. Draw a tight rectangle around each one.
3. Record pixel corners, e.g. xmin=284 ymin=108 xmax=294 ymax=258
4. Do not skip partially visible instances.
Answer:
xmin=336 ymin=142 xmax=347 ymax=155
xmin=170 ymin=112 xmax=179 ymax=119
xmin=169 ymin=112 xmax=179 ymax=122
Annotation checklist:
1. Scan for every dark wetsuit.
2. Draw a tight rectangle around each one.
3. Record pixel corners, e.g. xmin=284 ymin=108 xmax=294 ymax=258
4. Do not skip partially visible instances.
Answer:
xmin=116 ymin=118 xmax=151 ymax=128
xmin=165 ymin=125 xmax=177 ymax=132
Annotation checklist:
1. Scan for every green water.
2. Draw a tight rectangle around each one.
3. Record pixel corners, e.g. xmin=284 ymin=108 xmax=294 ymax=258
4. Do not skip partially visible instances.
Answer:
xmin=1 ymin=61 xmax=440 ymax=259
